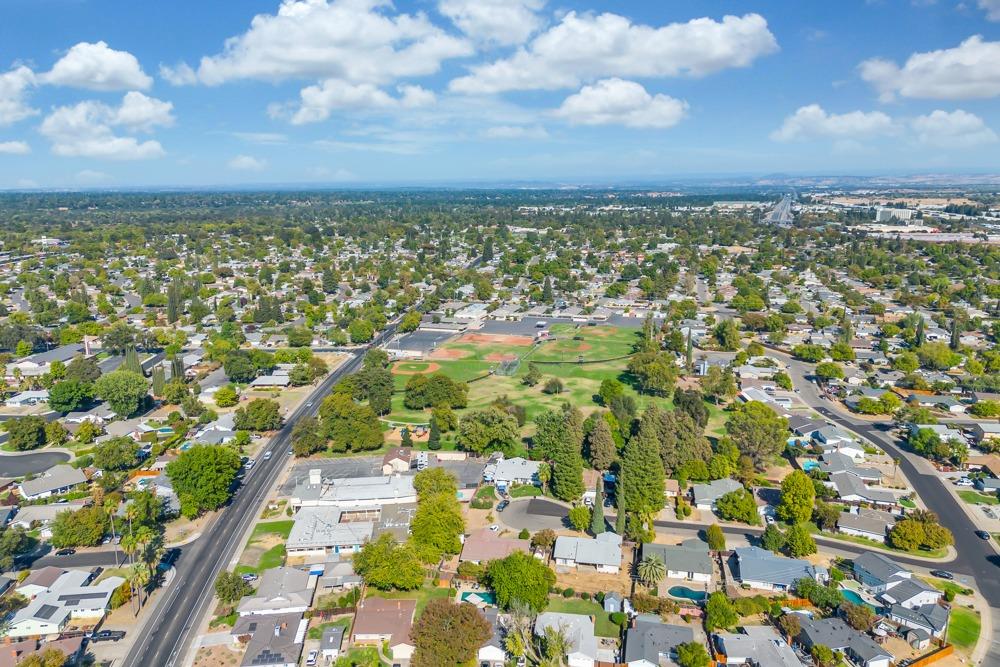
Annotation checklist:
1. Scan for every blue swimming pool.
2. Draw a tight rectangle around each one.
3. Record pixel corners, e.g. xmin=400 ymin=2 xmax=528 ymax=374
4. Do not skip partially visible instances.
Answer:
xmin=841 ymin=589 xmax=879 ymax=610
xmin=461 ymin=591 xmax=496 ymax=606
xmin=802 ymin=460 xmax=820 ymax=472
xmin=667 ymin=586 xmax=707 ymax=602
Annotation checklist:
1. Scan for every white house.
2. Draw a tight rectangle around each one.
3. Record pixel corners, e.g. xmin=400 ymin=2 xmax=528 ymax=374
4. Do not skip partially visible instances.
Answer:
xmin=553 ymin=532 xmax=622 ymax=574
xmin=7 ymin=569 xmax=123 ymax=639
xmin=534 ymin=612 xmax=597 ymax=667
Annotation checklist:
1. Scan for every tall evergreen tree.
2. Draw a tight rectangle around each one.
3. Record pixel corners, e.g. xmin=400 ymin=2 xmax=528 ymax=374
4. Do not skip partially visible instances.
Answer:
xmin=915 ymin=317 xmax=925 ymax=347
xmin=590 ymin=484 xmax=605 ymax=535
xmin=170 ymin=356 xmax=185 ymax=382
xmin=124 ymin=346 xmax=143 ymax=376
xmin=619 ymin=414 xmax=666 ymax=517
xmin=586 ymin=417 xmax=616 ymax=471
xmin=542 ymin=277 xmax=553 ymax=303
xmin=685 ymin=329 xmax=693 ymax=372
xmin=151 ymin=366 xmax=166 ymax=396
xmin=427 ymin=416 xmax=441 ymax=449
xmin=167 ymin=283 xmax=180 ymax=324
xmin=614 ymin=480 xmax=626 ymax=535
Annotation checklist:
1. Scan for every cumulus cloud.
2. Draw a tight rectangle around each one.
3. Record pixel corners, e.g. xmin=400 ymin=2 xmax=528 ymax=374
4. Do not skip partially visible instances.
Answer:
xmin=228 ymin=154 xmax=266 ymax=171
xmin=450 ymin=12 xmax=777 ymax=94
xmin=39 ymin=92 xmax=173 ymax=160
xmin=771 ymin=104 xmax=896 ymax=141
xmin=159 ymin=62 xmax=197 ymax=86
xmin=0 ymin=66 xmax=37 ymax=126
xmin=282 ymin=80 xmax=436 ymax=124
xmin=553 ymin=78 xmax=687 ymax=129
xmin=181 ymin=0 xmax=471 ymax=86
xmin=483 ymin=124 xmax=549 ymax=139
xmin=860 ymin=36 xmax=1000 ymax=101
xmin=438 ymin=0 xmax=544 ymax=46
xmin=0 ymin=141 xmax=30 ymax=155
xmin=398 ymin=85 xmax=436 ymax=108
xmin=42 ymin=41 xmax=152 ymax=91
xmin=911 ymin=109 xmax=998 ymax=147
xmin=980 ymin=0 xmax=1000 ymax=20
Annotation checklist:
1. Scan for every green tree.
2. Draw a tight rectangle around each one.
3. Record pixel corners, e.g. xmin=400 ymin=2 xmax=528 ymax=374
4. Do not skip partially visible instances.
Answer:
xmin=166 ymin=445 xmax=241 ymax=518
xmin=484 ymin=551 xmax=556 ymax=613
xmin=48 ymin=380 xmax=91 ymax=413
xmin=627 ymin=351 xmax=679 ymax=397
xmin=214 ymin=571 xmax=252 ymax=605
xmin=94 ymin=370 xmax=148 ymax=417
xmin=761 ymin=523 xmax=785 ymax=553
xmin=522 ymin=363 xmax=542 ymax=387
xmin=598 ymin=378 xmax=624 ymax=406
xmin=715 ymin=488 xmax=759 ymax=525
xmin=676 ymin=641 xmax=710 ymax=667
xmin=783 ymin=522 xmax=817 ymax=557
xmin=814 ymin=362 xmax=844 ymax=381
xmin=841 ymin=601 xmax=875 ymax=631
xmin=94 ymin=437 xmax=139 ymax=471
xmin=713 ymin=319 xmax=741 ymax=351
xmin=6 ymin=416 xmax=46 ymax=451
xmin=568 ymin=505 xmax=591 ymax=532
xmin=234 ymin=398 xmax=282 ymax=431
xmin=637 ymin=554 xmax=665 ymax=587
xmin=411 ymin=489 xmax=465 ymax=559
xmin=701 ymin=365 xmax=736 ymax=404
xmin=585 ymin=416 xmax=616 ymax=471
xmin=223 ymin=353 xmax=256 ymax=383
xmin=619 ymin=412 xmax=666 ymax=517
xmin=44 ymin=421 xmax=68 ymax=447
xmin=51 ymin=506 xmax=108 ymax=548
xmin=213 ymin=385 xmax=239 ymax=408
xmin=706 ymin=523 xmax=726 ymax=550
xmin=348 ymin=318 xmax=375 ymax=343
xmin=778 ymin=470 xmax=816 ymax=524
xmin=590 ymin=485 xmax=606 ymax=535
xmin=727 ymin=401 xmax=788 ymax=470
xmin=0 ymin=527 xmax=30 ymax=571
xmin=811 ymin=645 xmax=836 ymax=667
xmin=354 ymin=533 xmax=424 ymax=590
xmin=291 ymin=416 xmax=325 ymax=457
xmin=411 ymin=599 xmax=492 ymax=667
xmin=704 ymin=592 xmax=739 ymax=632
xmin=65 ymin=355 xmax=101 ymax=383
xmin=458 ymin=407 xmax=520 ymax=456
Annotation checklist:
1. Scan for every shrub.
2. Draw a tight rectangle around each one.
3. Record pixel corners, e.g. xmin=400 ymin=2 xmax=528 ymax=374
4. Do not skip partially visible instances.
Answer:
xmin=610 ymin=612 xmax=627 ymax=627
xmin=562 ymin=588 xmax=574 ymax=598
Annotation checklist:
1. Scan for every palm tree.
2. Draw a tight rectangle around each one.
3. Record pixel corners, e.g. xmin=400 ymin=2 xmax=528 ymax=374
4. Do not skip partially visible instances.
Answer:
xmin=637 ymin=554 xmax=666 ymax=588
xmin=128 ymin=563 xmax=151 ymax=613
xmin=892 ymin=457 xmax=900 ymax=484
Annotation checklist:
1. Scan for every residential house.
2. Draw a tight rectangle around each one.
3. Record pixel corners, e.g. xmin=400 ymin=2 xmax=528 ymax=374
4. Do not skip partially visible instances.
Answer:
xmin=285 ymin=507 xmax=374 ymax=557
xmin=7 ymin=570 xmax=124 ymax=639
xmin=797 ymin=617 xmax=892 ymax=667
xmin=351 ymin=598 xmax=416 ymax=663
xmin=320 ymin=625 xmax=344 ymax=662
xmin=18 ymin=465 xmax=87 ymax=501
xmin=478 ymin=607 xmax=506 ymax=667
xmin=714 ymin=625 xmax=800 ymax=667
xmin=534 ymin=612 xmax=598 ymax=667
xmin=887 ymin=603 xmax=950 ymax=639
xmin=0 ymin=637 xmax=84 ymax=667
xmin=640 ymin=539 xmax=713 ymax=584
xmin=623 ymin=616 xmax=693 ymax=667
xmin=231 ymin=613 xmax=307 ymax=667
xmin=837 ymin=508 xmax=897 ymax=543
xmin=853 ymin=552 xmax=912 ymax=594
xmin=236 ymin=567 xmax=314 ymax=617
xmin=5 ymin=344 xmax=85 ymax=380
xmin=381 ymin=448 xmax=412 ymax=475
xmin=731 ymin=546 xmax=827 ymax=592
xmin=4 ymin=390 xmax=48 ymax=407
xmin=460 ymin=529 xmax=530 ymax=564
xmin=553 ymin=532 xmax=623 ymax=573
xmin=483 ymin=456 xmax=541 ymax=490
xmin=691 ymin=478 xmax=743 ymax=511
xmin=825 ymin=472 xmax=896 ymax=507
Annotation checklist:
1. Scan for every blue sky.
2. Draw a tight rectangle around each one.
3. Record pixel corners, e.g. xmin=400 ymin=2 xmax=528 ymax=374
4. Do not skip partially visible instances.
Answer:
xmin=1 ymin=0 xmax=1000 ymax=187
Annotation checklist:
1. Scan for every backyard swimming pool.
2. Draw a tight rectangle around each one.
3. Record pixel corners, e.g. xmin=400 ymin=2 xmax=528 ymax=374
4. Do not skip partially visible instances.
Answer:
xmin=461 ymin=591 xmax=496 ymax=606
xmin=802 ymin=460 xmax=820 ymax=472
xmin=667 ymin=586 xmax=707 ymax=602
xmin=841 ymin=588 xmax=879 ymax=610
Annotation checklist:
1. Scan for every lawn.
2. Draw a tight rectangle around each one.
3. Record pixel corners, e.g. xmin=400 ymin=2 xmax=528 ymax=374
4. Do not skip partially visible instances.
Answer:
xmin=545 ymin=597 xmax=620 ymax=637
xmin=957 ymin=490 xmax=1000 ymax=505
xmin=236 ymin=543 xmax=286 ymax=576
xmin=333 ymin=647 xmax=384 ymax=667
xmin=367 ymin=582 xmax=452 ymax=618
xmin=251 ymin=520 xmax=294 ymax=540
xmin=474 ymin=486 xmax=497 ymax=502
xmin=308 ymin=617 xmax=352 ymax=640
xmin=920 ymin=577 xmax=973 ymax=597
xmin=948 ymin=606 xmax=981 ymax=650
xmin=807 ymin=523 xmax=948 ymax=559
xmin=509 ymin=485 xmax=542 ymax=498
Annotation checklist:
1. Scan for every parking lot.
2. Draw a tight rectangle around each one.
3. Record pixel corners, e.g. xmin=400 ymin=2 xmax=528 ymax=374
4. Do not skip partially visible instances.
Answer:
xmin=280 ymin=454 xmax=486 ymax=495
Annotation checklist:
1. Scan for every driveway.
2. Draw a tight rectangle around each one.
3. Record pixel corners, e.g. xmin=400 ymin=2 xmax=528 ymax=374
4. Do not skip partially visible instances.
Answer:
xmin=0 ymin=450 xmax=70 ymax=477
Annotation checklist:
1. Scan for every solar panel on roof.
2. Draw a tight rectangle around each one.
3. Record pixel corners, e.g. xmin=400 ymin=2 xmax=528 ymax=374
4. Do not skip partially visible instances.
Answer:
xmin=36 ymin=604 xmax=60 ymax=620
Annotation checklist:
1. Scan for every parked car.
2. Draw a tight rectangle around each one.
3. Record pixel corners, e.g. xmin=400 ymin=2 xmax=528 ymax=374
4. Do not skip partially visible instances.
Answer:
xmin=158 ymin=548 xmax=180 ymax=571
xmin=245 ymin=458 xmax=255 ymax=469
xmin=305 ymin=650 xmax=318 ymax=666
xmin=955 ymin=478 xmax=974 ymax=487
xmin=241 ymin=573 xmax=258 ymax=583
xmin=975 ymin=530 xmax=991 ymax=540
xmin=55 ymin=548 xmax=76 ymax=556
xmin=496 ymin=500 xmax=509 ymax=512
xmin=929 ymin=570 xmax=953 ymax=580
xmin=91 ymin=630 xmax=126 ymax=642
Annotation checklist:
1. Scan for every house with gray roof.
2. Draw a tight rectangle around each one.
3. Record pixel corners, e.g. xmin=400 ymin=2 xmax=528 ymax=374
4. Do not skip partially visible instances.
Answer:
xmin=797 ymin=617 xmax=892 ymax=667
xmin=320 ymin=625 xmax=344 ymax=662
xmin=534 ymin=612 xmax=597 ymax=667
xmin=731 ymin=546 xmax=827 ymax=592
xmin=640 ymin=539 xmax=713 ymax=584
xmin=853 ymin=552 xmax=911 ymax=593
xmin=554 ymin=532 xmax=622 ymax=573
xmin=879 ymin=578 xmax=941 ymax=609
xmin=691 ymin=478 xmax=744 ymax=511
xmin=286 ymin=506 xmax=373 ymax=556
xmin=714 ymin=625 xmax=800 ymax=667
xmin=231 ymin=612 xmax=307 ymax=667
xmin=483 ymin=456 xmax=541 ymax=490
xmin=819 ymin=452 xmax=882 ymax=482
xmin=837 ymin=507 xmax=897 ymax=543
xmin=887 ymin=602 xmax=949 ymax=638
xmin=826 ymin=471 xmax=896 ymax=507
xmin=477 ymin=607 xmax=506 ymax=667
xmin=236 ymin=567 xmax=314 ymax=617
xmin=18 ymin=464 xmax=87 ymax=501
xmin=623 ymin=616 xmax=693 ymax=667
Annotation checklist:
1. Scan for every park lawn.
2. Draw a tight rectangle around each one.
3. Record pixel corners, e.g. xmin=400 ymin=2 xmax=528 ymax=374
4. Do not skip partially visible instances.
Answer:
xmin=531 ymin=324 xmax=640 ymax=362
xmin=958 ymin=490 xmax=1000 ymax=505
xmin=251 ymin=520 xmax=294 ymax=540
xmin=948 ymin=606 xmax=981 ymax=651
xmin=367 ymin=582 xmax=452 ymax=618
xmin=308 ymin=617 xmax=352 ymax=640
xmin=545 ymin=597 xmax=620 ymax=637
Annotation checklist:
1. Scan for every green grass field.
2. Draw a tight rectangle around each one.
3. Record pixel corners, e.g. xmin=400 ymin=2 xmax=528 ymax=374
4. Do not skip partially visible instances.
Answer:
xmin=308 ymin=617 xmax=352 ymax=640
xmin=236 ymin=543 xmax=287 ymax=575
xmin=545 ymin=596 xmax=620 ymax=637
xmin=949 ymin=606 xmax=981 ymax=650
xmin=250 ymin=520 xmax=294 ymax=539
xmin=958 ymin=490 xmax=1000 ymax=505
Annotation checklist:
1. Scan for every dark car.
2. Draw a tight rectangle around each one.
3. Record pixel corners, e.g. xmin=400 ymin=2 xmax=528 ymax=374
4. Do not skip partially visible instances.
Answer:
xmin=975 ymin=530 xmax=991 ymax=541
xmin=55 ymin=548 xmax=76 ymax=556
xmin=496 ymin=500 xmax=509 ymax=512
xmin=929 ymin=570 xmax=954 ymax=580
xmin=91 ymin=630 xmax=126 ymax=642
xmin=158 ymin=548 xmax=180 ymax=571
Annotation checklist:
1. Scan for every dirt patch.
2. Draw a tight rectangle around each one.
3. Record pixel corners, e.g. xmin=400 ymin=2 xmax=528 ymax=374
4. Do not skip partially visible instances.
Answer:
xmin=485 ymin=353 xmax=519 ymax=362
xmin=428 ymin=347 xmax=472 ymax=360
xmin=193 ymin=645 xmax=242 ymax=667
xmin=391 ymin=362 xmax=442 ymax=375
xmin=386 ymin=427 xmax=430 ymax=443
xmin=460 ymin=332 xmax=535 ymax=347
xmin=586 ymin=326 xmax=619 ymax=337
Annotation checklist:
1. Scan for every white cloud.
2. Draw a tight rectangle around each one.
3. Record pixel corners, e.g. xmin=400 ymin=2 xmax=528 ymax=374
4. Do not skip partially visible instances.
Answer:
xmin=39 ymin=93 xmax=172 ymax=160
xmin=860 ymin=36 xmax=1000 ymax=101
xmin=438 ymin=0 xmax=544 ymax=46
xmin=187 ymin=0 xmax=471 ymax=86
xmin=0 ymin=141 xmax=30 ymax=155
xmin=553 ymin=79 xmax=687 ymax=129
xmin=42 ymin=41 xmax=152 ymax=91
xmin=0 ymin=66 xmax=37 ymax=126
xmin=228 ymin=154 xmax=266 ymax=171
xmin=450 ymin=12 xmax=777 ymax=94
xmin=290 ymin=80 xmax=397 ymax=124
xmin=398 ymin=85 xmax=436 ymax=108
xmin=980 ymin=0 xmax=1000 ymax=20
xmin=231 ymin=131 xmax=288 ymax=144
xmin=771 ymin=104 xmax=896 ymax=141
xmin=911 ymin=109 xmax=998 ymax=147
xmin=483 ymin=124 xmax=549 ymax=139
xmin=159 ymin=62 xmax=197 ymax=86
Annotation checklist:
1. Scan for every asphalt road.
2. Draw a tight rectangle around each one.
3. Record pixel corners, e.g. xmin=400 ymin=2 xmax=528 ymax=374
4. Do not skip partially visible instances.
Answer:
xmin=32 ymin=548 xmax=129 ymax=569
xmin=0 ymin=450 xmax=70 ymax=477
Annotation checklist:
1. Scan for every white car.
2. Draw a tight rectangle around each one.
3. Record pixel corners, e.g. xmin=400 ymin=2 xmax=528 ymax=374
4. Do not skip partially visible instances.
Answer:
xmin=489 ymin=524 xmax=500 ymax=532
xmin=955 ymin=478 xmax=974 ymax=487
xmin=305 ymin=650 xmax=318 ymax=666
xmin=262 ymin=450 xmax=273 ymax=461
